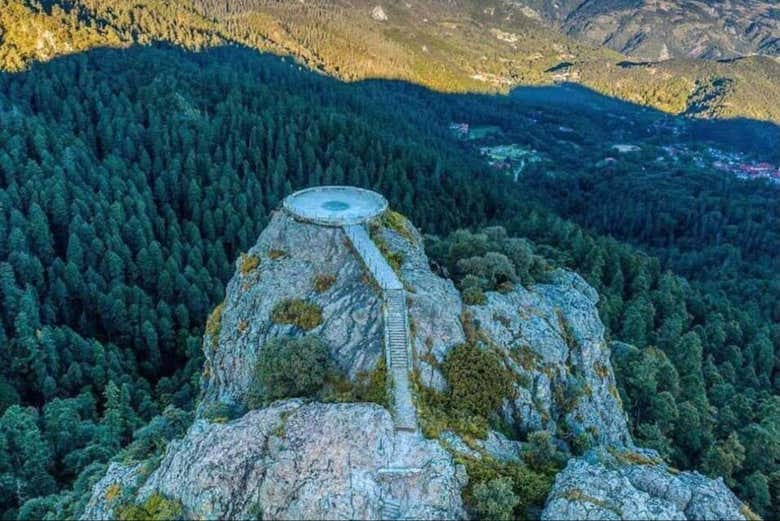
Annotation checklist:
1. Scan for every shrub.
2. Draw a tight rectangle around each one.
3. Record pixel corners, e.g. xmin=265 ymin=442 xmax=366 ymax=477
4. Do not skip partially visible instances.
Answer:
xmin=239 ymin=253 xmax=260 ymax=274
xmin=121 ymin=406 xmax=193 ymax=462
xmin=443 ymin=343 xmax=513 ymax=416
xmin=461 ymin=274 xmax=487 ymax=305
xmin=271 ymin=299 xmax=323 ymax=330
xmin=523 ymin=431 xmax=564 ymax=472
xmin=462 ymin=285 xmax=486 ymax=305
xmin=472 ymin=477 xmax=519 ymax=521
xmin=248 ymin=335 xmax=331 ymax=406
xmin=460 ymin=455 xmax=556 ymax=521
xmin=202 ymin=402 xmax=246 ymax=423
xmin=116 ymin=493 xmax=183 ymax=521
xmin=322 ymin=358 xmax=388 ymax=406
xmin=312 ymin=273 xmax=337 ymax=293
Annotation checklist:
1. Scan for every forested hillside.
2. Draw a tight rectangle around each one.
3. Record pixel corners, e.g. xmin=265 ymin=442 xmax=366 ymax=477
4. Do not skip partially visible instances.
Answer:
xmin=2 ymin=0 xmax=780 ymax=123
xmin=0 ymin=46 xmax=777 ymax=519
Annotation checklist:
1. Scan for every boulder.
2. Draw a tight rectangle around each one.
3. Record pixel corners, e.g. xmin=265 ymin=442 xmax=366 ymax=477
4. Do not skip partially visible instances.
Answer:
xmin=541 ymin=446 xmax=751 ymax=521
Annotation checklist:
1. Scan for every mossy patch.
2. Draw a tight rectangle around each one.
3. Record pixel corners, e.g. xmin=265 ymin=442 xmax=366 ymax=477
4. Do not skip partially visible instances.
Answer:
xmin=239 ymin=253 xmax=261 ymax=274
xmin=312 ymin=273 xmax=337 ymax=293
xmin=238 ymin=319 xmax=249 ymax=335
xmin=116 ymin=493 xmax=183 ymax=521
xmin=559 ymin=488 xmax=619 ymax=514
xmin=205 ymin=302 xmax=225 ymax=348
xmin=380 ymin=210 xmax=414 ymax=242
xmin=104 ymin=483 xmax=121 ymax=502
xmin=271 ymin=299 xmax=323 ymax=330
xmin=608 ymin=447 xmax=662 ymax=466
xmin=556 ymin=308 xmax=579 ymax=350
xmin=202 ymin=402 xmax=245 ymax=424
xmin=593 ymin=361 xmax=610 ymax=379
xmin=511 ymin=346 xmax=541 ymax=371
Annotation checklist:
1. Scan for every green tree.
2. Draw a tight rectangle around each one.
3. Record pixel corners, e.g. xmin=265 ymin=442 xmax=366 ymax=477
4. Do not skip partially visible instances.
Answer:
xmin=248 ymin=336 xmax=332 ymax=406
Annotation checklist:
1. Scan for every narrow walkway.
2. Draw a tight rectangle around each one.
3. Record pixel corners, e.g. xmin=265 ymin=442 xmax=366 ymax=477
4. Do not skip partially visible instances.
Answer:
xmin=343 ymin=225 xmax=417 ymax=431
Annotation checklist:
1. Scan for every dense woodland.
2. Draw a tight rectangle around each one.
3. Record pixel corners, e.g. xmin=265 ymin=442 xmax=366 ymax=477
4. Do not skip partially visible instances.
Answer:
xmin=0 ymin=45 xmax=777 ymax=519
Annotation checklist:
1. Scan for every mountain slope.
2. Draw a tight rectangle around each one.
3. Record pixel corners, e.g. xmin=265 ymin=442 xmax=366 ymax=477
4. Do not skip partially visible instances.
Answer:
xmin=1 ymin=0 xmax=780 ymax=122
xmin=511 ymin=0 xmax=780 ymax=61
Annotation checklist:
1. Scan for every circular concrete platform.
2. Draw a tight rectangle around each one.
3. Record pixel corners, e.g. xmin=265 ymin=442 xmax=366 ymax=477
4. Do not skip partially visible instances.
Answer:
xmin=282 ymin=186 xmax=388 ymax=226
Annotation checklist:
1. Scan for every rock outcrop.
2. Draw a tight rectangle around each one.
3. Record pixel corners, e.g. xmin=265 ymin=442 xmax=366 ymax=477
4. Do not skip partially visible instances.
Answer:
xmin=542 ymin=446 xmax=751 ymax=521
xmin=84 ymin=401 xmax=466 ymax=520
xmin=82 ymin=204 xmax=749 ymax=521
xmin=199 ymin=211 xmax=385 ymax=413
xmin=469 ymin=270 xmax=630 ymax=446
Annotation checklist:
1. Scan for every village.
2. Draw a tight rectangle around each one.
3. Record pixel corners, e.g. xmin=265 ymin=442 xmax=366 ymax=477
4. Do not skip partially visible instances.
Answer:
xmin=450 ymin=121 xmax=780 ymax=188
xmin=449 ymin=122 xmax=545 ymax=181
xmin=707 ymin=147 xmax=780 ymax=184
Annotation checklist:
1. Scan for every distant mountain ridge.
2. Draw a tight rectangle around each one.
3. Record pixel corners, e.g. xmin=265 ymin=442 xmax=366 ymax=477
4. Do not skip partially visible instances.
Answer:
xmin=510 ymin=0 xmax=779 ymax=61
xmin=1 ymin=0 xmax=779 ymax=123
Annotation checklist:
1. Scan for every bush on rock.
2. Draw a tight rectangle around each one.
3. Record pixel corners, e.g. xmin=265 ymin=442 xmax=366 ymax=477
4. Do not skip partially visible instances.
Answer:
xmin=248 ymin=335 xmax=331 ymax=406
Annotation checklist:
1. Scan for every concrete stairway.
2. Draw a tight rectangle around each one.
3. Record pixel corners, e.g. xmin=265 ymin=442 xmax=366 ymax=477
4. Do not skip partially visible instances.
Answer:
xmin=381 ymin=498 xmax=401 ymax=520
xmin=343 ymin=224 xmax=417 ymax=431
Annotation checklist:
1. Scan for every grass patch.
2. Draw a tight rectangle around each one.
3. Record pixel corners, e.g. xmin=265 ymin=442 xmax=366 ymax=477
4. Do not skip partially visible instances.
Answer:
xmin=271 ymin=299 xmax=323 ymax=330
xmin=740 ymin=504 xmax=762 ymax=521
xmin=369 ymin=224 xmax=404 ymax=273
xmin=413 ymin=372 xmax=489 ymax=442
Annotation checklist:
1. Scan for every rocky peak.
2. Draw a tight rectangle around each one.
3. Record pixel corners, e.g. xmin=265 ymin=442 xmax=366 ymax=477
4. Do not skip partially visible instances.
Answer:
xmin=81 ymin=201 xmax=748 ymax=520
xmin=198 ymin=210 xmax=386 ymax=415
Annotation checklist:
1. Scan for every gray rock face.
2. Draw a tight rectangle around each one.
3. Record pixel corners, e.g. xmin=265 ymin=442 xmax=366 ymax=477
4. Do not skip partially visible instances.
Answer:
xmin=81 ymin=209 xmax=749 ymax=521
xmin=381 ymin=224 xmax=466 ymax=393
xmin=83 ymin=401 xmax=466 ymax=520
xmin=81 ymin=462 xmax=144 ymax=521
xmin=542 ymin=447 xmax=750 ymax=521
xmin=199 ymin=211 xmax=385 ymax=413
xmin=469 ymin=269 xmax=631 ymax=446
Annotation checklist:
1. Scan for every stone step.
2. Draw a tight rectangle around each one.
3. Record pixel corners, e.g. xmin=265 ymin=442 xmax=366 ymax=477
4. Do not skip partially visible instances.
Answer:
xmin=382 ymin=499 xmax=401 ymax=520
xmin=343 ymin=224 xmax=416 ymax=432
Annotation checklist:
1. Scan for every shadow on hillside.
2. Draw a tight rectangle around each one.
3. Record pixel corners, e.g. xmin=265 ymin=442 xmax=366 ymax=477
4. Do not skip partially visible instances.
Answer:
xmin=1 ymin=44 xmax=778 ymax=162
